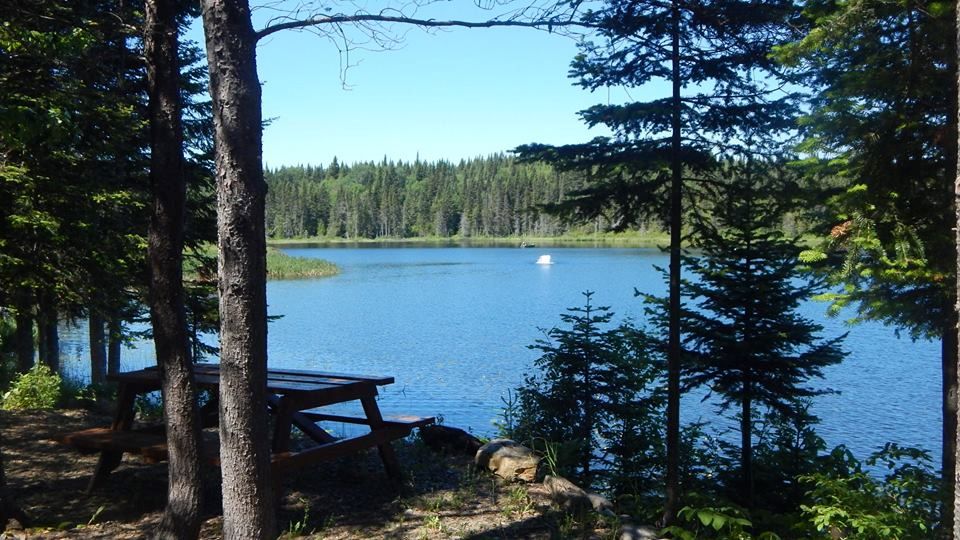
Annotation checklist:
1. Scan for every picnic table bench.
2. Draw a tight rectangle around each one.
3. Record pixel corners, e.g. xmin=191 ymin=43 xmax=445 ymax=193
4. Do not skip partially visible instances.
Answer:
xmin=58 ymin=363 xmax=434 ymax=493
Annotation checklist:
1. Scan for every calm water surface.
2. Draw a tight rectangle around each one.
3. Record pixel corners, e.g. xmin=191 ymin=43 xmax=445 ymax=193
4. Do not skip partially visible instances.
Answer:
xmin=60 ymin=246 xmax=941 ymax=463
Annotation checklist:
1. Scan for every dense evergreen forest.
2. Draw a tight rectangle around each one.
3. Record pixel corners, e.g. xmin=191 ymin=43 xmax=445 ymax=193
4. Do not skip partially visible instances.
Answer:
xmin=265 ymin=155 xmax=634 ymax=239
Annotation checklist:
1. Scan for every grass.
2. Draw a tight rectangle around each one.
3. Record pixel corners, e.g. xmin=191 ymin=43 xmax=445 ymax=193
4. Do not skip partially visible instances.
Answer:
xmin=186 ymin=245 xmax=339 ymax=281
xmin=265 ymin=247 xmax=339 ymax=280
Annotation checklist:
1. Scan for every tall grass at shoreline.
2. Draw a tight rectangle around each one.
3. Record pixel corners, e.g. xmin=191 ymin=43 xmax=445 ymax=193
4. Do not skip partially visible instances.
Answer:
xmin=266 ymin=247 xmax=338 ymax=280
xmin=187 ymin=245 xmax=339 ymax=280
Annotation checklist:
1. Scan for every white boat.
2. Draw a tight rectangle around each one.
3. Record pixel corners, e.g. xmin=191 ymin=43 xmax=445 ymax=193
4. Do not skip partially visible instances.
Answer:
xmin=536 ymin=254 xmax=553 ymax=265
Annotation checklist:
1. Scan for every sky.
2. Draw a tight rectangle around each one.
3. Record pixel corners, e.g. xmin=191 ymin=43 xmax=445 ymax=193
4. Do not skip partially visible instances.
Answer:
xmin=187 ymin=2 xmax=623 ymax=168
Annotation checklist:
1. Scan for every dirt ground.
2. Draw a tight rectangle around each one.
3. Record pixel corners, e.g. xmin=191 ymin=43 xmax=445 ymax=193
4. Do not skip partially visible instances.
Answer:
xmin=0 ymin=409 xmax=618 ymax=539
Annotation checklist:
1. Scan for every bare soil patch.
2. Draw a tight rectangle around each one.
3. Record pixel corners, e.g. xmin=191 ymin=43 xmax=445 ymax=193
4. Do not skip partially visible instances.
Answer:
xmin=1 ymin=409 xmax=616 ymax=539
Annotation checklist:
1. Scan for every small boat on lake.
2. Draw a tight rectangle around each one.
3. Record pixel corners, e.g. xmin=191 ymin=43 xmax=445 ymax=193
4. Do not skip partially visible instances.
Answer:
xmin=536 ymin=254 xmax=553 ymax=265
xmin=520 ymin=242 xmax=536 ymax=248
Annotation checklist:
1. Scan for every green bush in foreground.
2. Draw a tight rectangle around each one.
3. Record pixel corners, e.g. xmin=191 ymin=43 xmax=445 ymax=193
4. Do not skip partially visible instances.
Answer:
xmin=2 ymin=364 xmax=62 ymax=410
xmin=799 ymin=444 xmax=940 ymax=539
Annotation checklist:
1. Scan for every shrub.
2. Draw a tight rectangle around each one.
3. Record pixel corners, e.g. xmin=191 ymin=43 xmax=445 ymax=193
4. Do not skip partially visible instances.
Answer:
xmin=662 ymin=503 xmax=781 ymax=540
xmin=2 ymin=364 xmax=62 ymax=410
xmin=511 ymin=292 xmax=665 ymax=493
xmin=799 ymin=444 xmax=940 ymax=539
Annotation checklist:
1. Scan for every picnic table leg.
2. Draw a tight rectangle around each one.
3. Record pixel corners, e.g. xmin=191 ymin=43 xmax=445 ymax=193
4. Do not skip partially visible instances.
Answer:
xmin=360 ymin=395 xmax=402 ymax=483
xmin=87 ymin=383 xmax=138 ymax=493
xmin=271 ymin=395 xmax=295 ymax=453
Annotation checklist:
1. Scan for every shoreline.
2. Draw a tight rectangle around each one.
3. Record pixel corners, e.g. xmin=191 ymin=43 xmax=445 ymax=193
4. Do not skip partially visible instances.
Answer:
xmin=267 ymin=232 xmax=672 ymax=249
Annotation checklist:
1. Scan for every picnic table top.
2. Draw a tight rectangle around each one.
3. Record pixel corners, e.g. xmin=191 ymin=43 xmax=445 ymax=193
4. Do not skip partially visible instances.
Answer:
xmin=108 ymin=363 xmax=396 ymax=395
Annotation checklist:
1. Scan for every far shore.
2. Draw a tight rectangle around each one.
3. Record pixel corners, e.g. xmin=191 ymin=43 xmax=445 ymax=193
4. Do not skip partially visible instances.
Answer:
xmin=267 ymin=231 xmax=672 ymax=248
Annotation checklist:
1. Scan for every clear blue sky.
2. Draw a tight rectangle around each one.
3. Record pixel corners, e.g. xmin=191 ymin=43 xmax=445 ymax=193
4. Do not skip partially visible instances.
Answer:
xmin=187 ymin=3 xmax=620 ymax=167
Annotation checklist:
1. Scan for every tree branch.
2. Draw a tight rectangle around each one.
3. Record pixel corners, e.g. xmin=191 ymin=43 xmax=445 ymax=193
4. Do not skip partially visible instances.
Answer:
xmin=256 ymin=12 xmax=593 ymax=41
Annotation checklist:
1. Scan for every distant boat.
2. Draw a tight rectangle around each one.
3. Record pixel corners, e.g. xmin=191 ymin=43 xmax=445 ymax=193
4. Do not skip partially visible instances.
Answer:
xmin=536 ymin=254 xmax=553 ymax=265
xmin=520 ymin=242 xmax=536 ymax=248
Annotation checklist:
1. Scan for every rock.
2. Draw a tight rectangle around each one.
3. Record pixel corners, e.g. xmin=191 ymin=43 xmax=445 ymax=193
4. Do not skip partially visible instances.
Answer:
xmin=1 ymin=519 xmax=26 ymax=540
xmin=587 ymin=492 xmax=615 ymax=516
xmin=420 ymin=425 xmax=483 ymax=455
xmin=543 ymin=474 xmax=617 ymax=517
xmin=474 ymin=439 xmax=540 ymax=482
xmin=619 ymin=523 xmax=663 ymax=540
xmin=543 ymin=474 xmax=591 ymax=513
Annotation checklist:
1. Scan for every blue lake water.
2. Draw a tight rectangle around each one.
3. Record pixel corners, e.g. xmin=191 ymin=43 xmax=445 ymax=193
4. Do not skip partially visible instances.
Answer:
xmin=59 ymin=246 xmax=941 ymax=464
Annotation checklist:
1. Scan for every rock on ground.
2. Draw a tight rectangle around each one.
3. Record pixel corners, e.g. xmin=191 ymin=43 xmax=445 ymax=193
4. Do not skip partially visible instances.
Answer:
xmin=474 ymin=439 xmax=540 ymax=482
xmin=420 ymin=425 xmax=483 ymax=456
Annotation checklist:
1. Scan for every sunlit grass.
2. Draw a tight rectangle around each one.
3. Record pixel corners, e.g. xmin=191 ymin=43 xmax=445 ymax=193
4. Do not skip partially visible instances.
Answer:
xmin=266 ymin=247 xmax=338 ymax=280
xmin=186 ymin=245 xmax=339 ymax=281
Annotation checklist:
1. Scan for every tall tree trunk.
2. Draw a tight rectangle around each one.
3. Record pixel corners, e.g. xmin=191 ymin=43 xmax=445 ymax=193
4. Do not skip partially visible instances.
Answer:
xmin=107 ymin=315 xmax=122 ymax=376
xmin=663 ymin=0 xmax=682 ymax=526
xmin=38 ymin=299 xmax=59 ymax=373
xmin=949 ymin=6 xmax=960 ymax=538
xmin=88 ymin=310 xmax=107 ymax=384
xmin=198 ymin=1 xmax=275 ymax=537
xmin=740 ymin=386 xmax=753 ymax=509
xmin=13 ymin=292 xmax=33 ymax=373
xmin=954 ymin=5 xmax=960 ymax=535
xmin=945 ymin=310 xmax=958 ymax=538
xmin=145 ymin=0 xmax=204 ymax=537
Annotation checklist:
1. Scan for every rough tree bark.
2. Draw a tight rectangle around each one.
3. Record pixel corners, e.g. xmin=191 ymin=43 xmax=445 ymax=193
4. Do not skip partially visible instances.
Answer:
xmin=198 ymin=0 xmax=275 ymax=537
xmin=664 ymin=0 xmax=682 ymax=525
xmin=37 ymin=297 xmax=58 ymax=372
xmin=13 ymin=292 xmax=33 ymax=373
xmin=107 ymin=315 xmax=122 ymax=376
xmin=954 ymin=5 xmax=960 ymax=535
xmin=88 ymin=310 xmax=106 ymax=384
xmin=945 ymin=308 xmax=958 ymax=538
xmin=144 ymin=0 xmax=204 ymax=537
xmin=740 ymin=385 xmax=753 ymax=509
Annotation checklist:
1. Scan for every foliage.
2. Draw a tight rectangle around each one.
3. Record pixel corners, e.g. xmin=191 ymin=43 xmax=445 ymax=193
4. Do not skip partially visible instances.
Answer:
xmin=777 ymin=0 xmax=956 ymax=338
xmin=670 ymin=165 xmax=844 ymax=504
xmin=663 ymin=503 xmax=781 ymax=540
xmin=263 ymin=156 xmax=630 ymax=240
xmin=511 ymin=292 xmax=664 ymax=493
xmin=515 ymin=0 xmax=799 ymax=230
xmin=776 ymin=0 xmax=957 ymax=524
xmin=1 ymin=364 xmax=61 ymax=410
xmin=0 ymin=0 xmax=217 ymax=371
xmin=799 ymin=444 xmax=941 ymax=539
xmin=516 ymin=0 xmax=803 ymax=519
xmin=750 ymin=406 xmax=832 ymax=514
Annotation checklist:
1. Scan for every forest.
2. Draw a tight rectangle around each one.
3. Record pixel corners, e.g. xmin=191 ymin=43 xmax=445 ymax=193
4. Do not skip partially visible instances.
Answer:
xmin=264 ymin=156 xmax=601 ymax=240
xmin=1 ymin=0 xmax=959 ymax=539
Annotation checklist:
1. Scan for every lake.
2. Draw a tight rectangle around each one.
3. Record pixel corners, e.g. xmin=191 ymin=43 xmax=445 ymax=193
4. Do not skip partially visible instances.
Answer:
xmin=59 ymin=245 xmax=941 ymax=464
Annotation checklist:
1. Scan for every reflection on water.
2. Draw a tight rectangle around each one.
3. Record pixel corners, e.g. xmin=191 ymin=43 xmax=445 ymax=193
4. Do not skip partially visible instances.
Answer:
xmin=59 ymin=246 xmax=941 ymax=465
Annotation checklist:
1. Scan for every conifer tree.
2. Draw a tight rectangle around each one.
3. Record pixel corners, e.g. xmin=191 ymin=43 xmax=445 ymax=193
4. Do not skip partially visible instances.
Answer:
xmin=777 ymin=1 xmax=957 ymax=529
xmin=516 ymin=0 xmax=799 ymax=519
xmin=679 ymin=163 xmax=845 ymax=507
xmin=513 ymin=292 xmax=665 ymax=492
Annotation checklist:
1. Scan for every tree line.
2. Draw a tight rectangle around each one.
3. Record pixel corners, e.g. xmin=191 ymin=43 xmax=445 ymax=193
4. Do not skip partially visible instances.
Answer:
xmin=265 ymin=155 xmax=637 ymax=239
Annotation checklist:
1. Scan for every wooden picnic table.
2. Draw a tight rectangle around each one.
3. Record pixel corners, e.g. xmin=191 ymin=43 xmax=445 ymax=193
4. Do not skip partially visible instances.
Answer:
xmin=59 ymin=363 xmax=434 ymax=492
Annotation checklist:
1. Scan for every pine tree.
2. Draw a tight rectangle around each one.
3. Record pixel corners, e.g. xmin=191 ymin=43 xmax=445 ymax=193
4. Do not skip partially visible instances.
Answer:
xmin=777 ymin=2 xmax=958 ymax=528
xmin=512 ymin=292 xmax=664 ymax=493
xmin=679 ymin=163 xmax=845 ymax=507
xmin=515 ymin=0 xmax=800 ymax=519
